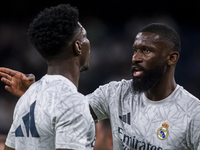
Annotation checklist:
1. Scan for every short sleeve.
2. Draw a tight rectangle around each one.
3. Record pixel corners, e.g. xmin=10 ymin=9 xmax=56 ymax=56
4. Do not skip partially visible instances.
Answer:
xmin=86 ymin=84 xmax=110 ymax=122
xmin=52 ymin=93 xmax=93 ymax=150
xmin=5 ymin=123 xmax=16 ymax=149
xmin=5 ymin=98 xmax=22 ymax=149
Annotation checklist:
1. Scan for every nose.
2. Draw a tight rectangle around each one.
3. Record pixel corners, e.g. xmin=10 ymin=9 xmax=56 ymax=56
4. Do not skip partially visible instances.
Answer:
xmin=132 ymin=50 xmax=143 ymax=63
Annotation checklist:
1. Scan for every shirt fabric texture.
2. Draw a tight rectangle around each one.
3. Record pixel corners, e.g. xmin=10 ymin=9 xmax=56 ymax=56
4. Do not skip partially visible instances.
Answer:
xmin=87 ymin=79 xmax=200 ymax=150
xmin=6 ymin=74 xmax=95 ymax=150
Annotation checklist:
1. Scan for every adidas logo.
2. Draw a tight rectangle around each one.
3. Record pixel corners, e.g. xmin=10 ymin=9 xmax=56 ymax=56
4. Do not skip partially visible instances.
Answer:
xmin=119 ymin=112 xmax=131 ymax=125
xmin=15 ymin=101 xmax=40 ymax=138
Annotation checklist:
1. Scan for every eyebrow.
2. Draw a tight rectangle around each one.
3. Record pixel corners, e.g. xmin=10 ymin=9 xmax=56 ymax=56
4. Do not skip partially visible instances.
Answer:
xmin=132 ymin=45 xmax=152 ymax=49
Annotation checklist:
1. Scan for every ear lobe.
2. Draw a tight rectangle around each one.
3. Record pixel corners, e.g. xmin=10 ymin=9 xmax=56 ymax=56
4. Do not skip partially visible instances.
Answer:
xmin=74 ymin=40 xmax=82 ymax=55
xmin=167 ymin=51 xmax=179 ymax=65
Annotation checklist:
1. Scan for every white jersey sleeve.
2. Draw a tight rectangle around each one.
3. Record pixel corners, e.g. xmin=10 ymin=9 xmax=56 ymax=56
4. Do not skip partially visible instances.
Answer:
xmin=5 ymin=102 xmax=19 ymax=149
xmin=86 ymin=81 xmax=116 ymax=122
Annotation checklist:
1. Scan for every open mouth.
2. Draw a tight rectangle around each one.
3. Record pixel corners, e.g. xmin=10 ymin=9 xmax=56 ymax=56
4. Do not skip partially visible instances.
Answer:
xmin=132 ymin=66 xmax=144 ymax=77
xmin=133 ymin=70 xmax=143 ymax=77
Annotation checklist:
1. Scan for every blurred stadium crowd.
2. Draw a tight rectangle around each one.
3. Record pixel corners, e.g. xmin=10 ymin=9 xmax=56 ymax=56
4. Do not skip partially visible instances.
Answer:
xmin=0 ymin=1 xmax=200 ymax=149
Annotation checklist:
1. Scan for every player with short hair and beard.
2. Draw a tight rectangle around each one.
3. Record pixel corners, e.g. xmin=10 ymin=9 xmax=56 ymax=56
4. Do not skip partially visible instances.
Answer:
xmin=131 ymin=23 xmax=181 ymax=94
xmin=88 ymin=23 xmax=200 ymax=149
xmin=1 ymin=23 xmax=200 ymax=150
xmin=3 ymin=4 xmax=95 ymax=150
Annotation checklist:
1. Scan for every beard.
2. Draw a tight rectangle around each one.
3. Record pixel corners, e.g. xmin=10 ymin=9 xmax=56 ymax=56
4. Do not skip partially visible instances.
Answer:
xmin=131 ymin=63 xmax=165 ymax=94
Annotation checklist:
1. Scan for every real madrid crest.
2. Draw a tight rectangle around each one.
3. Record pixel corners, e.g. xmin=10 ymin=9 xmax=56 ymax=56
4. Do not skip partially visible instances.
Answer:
xmin=157 ymin=122 xmax=169 ymax=140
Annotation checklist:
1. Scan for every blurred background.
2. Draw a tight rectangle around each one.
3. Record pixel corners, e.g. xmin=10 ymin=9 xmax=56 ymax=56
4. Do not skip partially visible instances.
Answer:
xmin=0 ymin=0 xmax=200 ymax=149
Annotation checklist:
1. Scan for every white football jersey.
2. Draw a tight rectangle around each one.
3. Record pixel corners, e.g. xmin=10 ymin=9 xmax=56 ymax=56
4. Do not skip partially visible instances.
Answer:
xmin=5 ymin=75 xmax=95 ymax=150
xmin=87 ymin=79 xmax=200 ymax=150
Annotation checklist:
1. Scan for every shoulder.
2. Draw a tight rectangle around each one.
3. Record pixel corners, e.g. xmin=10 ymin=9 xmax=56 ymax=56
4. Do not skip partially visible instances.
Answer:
xmin=34 ymin=75 xmax=79 ymax=97
xmin=88 ymin=79 xmax=132 ymax=98
xmin=27 ymin=75 xmax=87 ymax=109
xmin=86 ymin=79 xmax=133 ymax=105
xmin=177 ymin=85 xmax=200 ymax=103
xmin=177 ymin=85 xmax=200 ymax=115
xmin=97 ymin=79 xmax=132 ymax=92
xmin=63 ymin=92 xmax=87 ymax=104
xmin=107 ymin=79 xmax=132 ymax=87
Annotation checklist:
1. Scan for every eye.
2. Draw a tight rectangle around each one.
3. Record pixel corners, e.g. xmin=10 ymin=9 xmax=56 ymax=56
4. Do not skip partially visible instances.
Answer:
xmin=133 ymin=48 xmax=138 ymax=54
xmin=144 ymin=48 xmax=151 ymax=54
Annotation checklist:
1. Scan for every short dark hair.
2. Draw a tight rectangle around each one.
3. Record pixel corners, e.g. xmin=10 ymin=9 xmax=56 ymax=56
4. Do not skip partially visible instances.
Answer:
xmin=28 ymin=4 xmax=79 ymax=60
xmin=139 ymin=23 xmax=181 ymax=53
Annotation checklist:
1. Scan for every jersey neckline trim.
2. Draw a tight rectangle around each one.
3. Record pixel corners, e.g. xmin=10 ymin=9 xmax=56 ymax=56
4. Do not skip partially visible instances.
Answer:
xmin=142 ymin=84 xmax=181 ymax=105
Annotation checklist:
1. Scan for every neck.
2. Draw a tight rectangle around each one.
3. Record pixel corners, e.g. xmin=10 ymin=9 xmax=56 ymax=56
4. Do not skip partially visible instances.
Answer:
xmin=144 ymin=70 xmax=177 ymax=101
xmin=47 ymin=58 xmax=80 ymax=88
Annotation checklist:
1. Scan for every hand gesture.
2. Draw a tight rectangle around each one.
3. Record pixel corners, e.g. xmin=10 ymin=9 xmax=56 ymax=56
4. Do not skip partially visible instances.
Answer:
xmin=0 ymin=67 xmax=35 ymax=97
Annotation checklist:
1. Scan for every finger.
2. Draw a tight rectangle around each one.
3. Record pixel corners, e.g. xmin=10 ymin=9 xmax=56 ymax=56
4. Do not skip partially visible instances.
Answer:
xmin=0 ymin=72 xmax=12 ymax=80
xmin=0 ymin=67 xmax=17 ymax=76
xmin=25 ymin=74 xmax=35 ymax=81
xmin=5 ymin=85 xmax=12 ymax=93
xmin=1 ymin=77 xmax=12 ymax=86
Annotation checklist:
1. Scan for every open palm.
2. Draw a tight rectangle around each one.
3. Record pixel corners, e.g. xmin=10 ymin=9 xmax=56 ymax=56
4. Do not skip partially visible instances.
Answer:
xmin=0 ymin=67 xmax=35 ymax=97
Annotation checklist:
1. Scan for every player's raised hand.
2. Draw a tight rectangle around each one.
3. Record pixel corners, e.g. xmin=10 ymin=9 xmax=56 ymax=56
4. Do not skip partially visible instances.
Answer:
xmin=0 ymin=67 xmax=35 ymax=97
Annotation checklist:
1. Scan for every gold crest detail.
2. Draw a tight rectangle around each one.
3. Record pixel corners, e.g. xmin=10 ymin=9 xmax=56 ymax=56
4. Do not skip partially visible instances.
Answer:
xmin=157 ymin=122 xmax=169 ymax=140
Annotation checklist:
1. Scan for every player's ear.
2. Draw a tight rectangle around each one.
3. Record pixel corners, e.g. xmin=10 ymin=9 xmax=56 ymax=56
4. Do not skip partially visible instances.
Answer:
xmin=167 ymin=51 xmax=179 ymax=65
xmin=74 ymin=40 xmax=82 ymax=56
